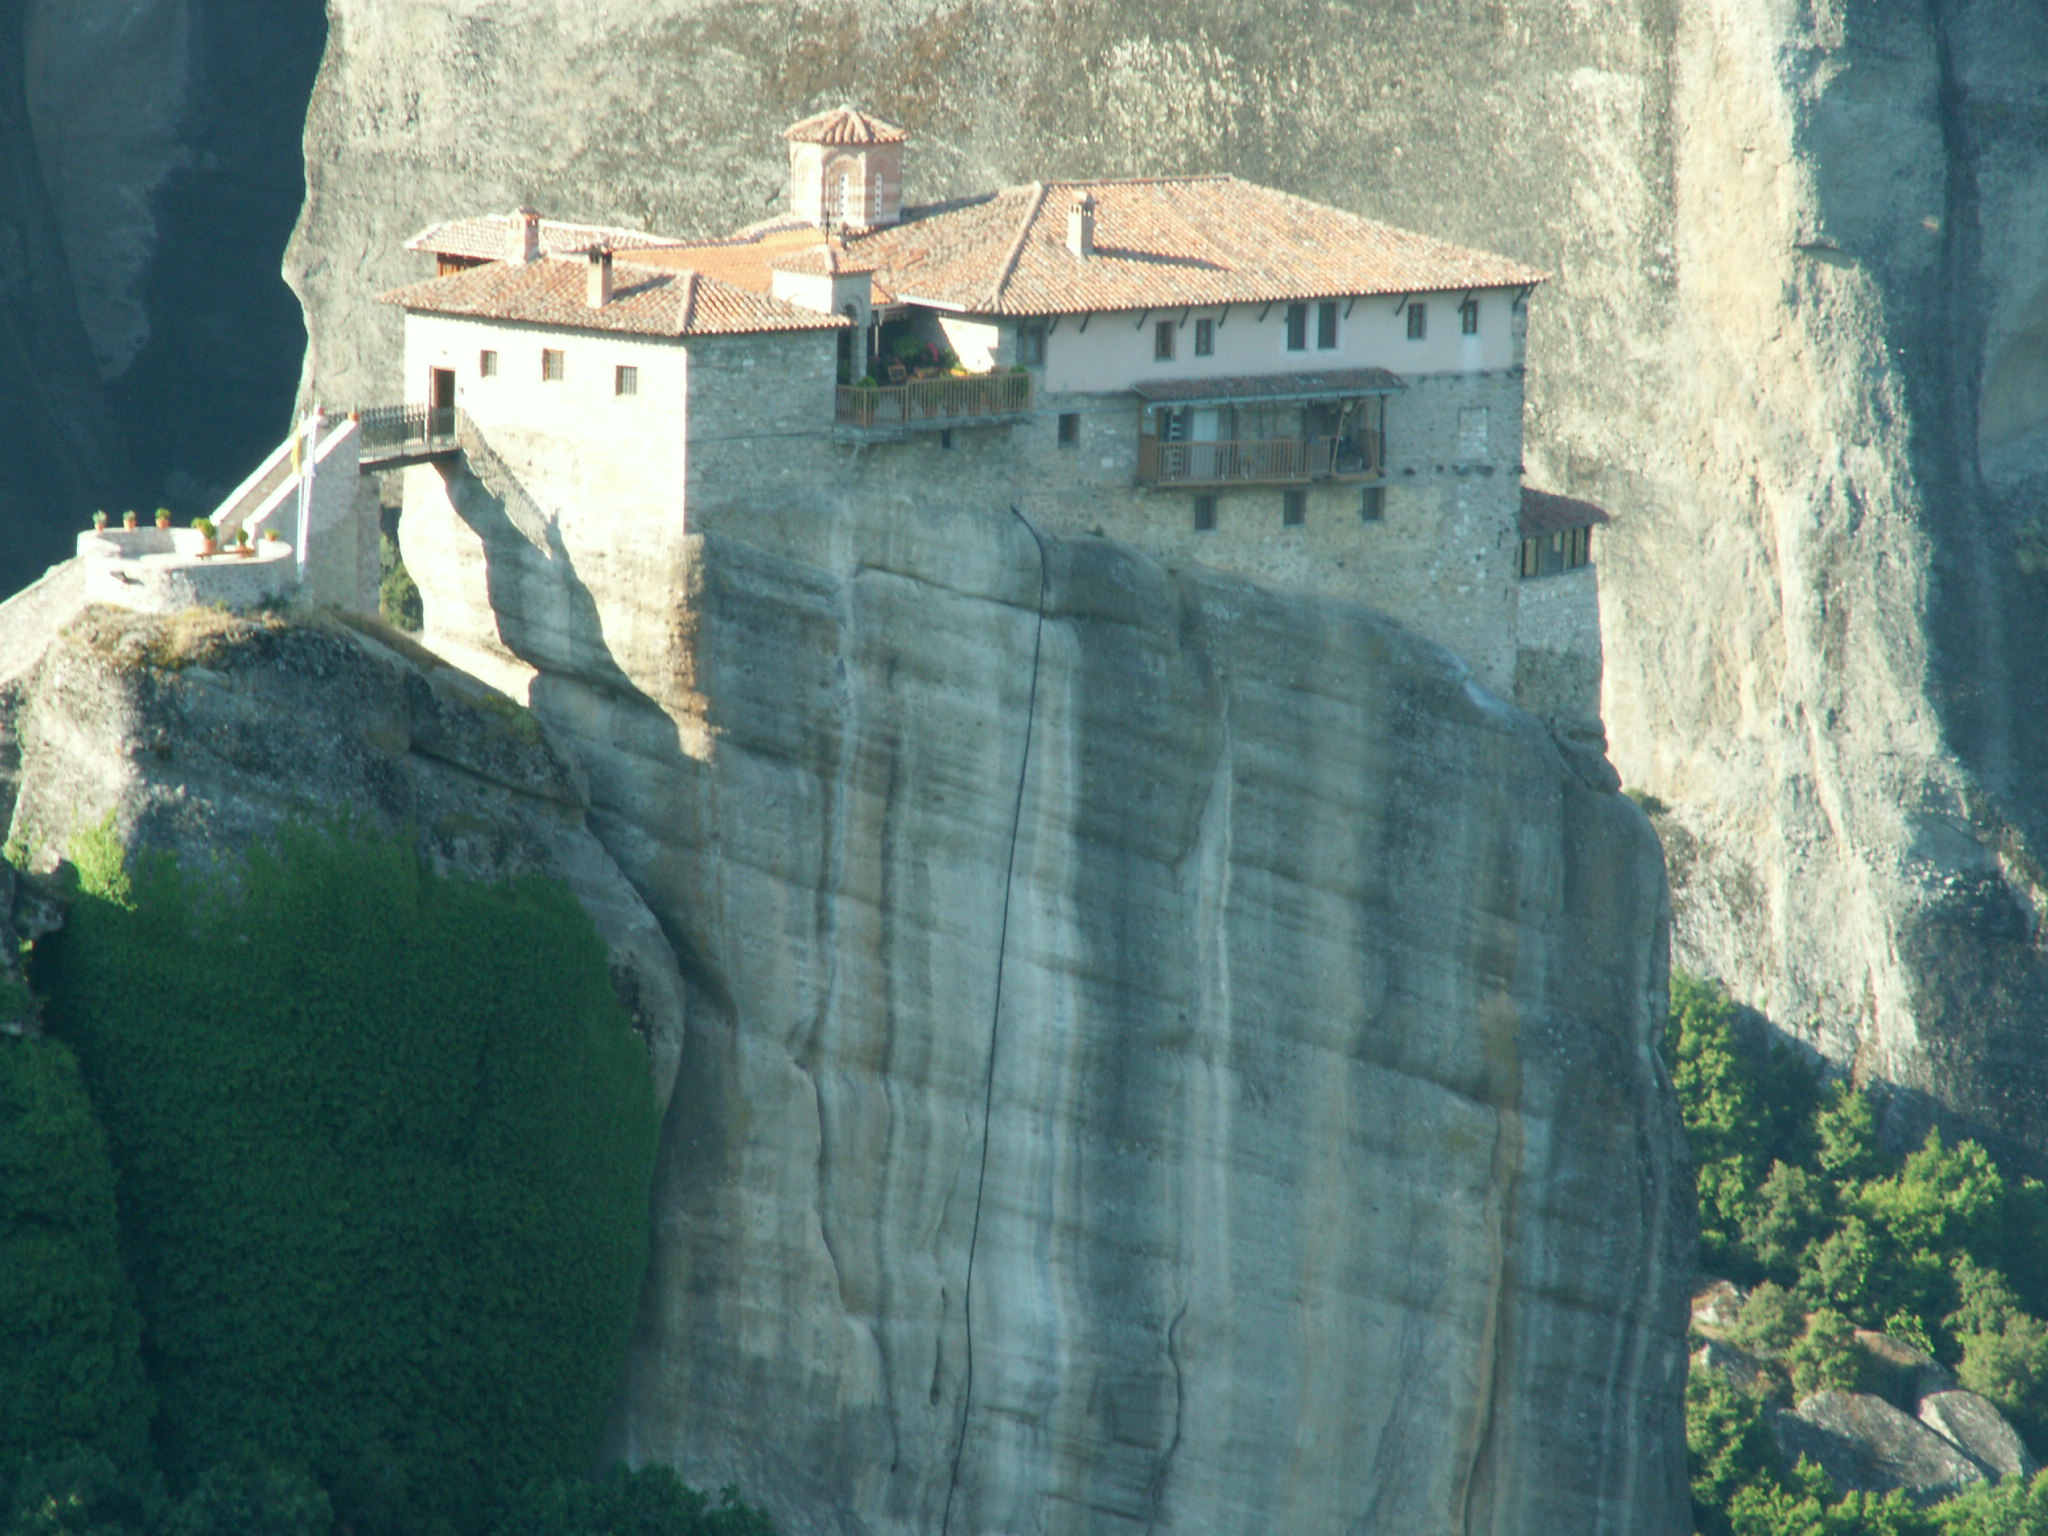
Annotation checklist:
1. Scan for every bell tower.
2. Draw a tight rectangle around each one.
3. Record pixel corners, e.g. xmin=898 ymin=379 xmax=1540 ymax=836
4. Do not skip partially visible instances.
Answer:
xmin=784 ymin=106 xmax=907 ymax=232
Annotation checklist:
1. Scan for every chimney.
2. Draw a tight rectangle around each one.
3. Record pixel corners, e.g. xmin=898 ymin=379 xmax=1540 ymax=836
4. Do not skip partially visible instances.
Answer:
xmin=512 ymin=207 xmax=541 ymax=263
xmin=586 ymin=246 xmax=614 ymax=308
xmin=1066 ymin=192 xmax=1096 ymax=258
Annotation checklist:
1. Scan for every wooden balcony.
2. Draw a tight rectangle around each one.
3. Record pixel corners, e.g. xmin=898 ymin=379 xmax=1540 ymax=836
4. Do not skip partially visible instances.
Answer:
xmin=835 ymin=371 xmax=1032 ymax=433
xmin=1138 ymin=433 xmax=1384 ymax=486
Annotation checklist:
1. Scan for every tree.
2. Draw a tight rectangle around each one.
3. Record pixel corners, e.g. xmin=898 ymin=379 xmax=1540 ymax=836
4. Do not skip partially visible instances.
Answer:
xmin=0 ymin=1037 xmax=151 ymax=1473
xmin=35 ymin=824 xmax=660 ymax=1526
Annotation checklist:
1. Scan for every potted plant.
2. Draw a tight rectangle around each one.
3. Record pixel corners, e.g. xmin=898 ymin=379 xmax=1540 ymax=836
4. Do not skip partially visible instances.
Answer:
xmin=234 ymin=528 xmax=253 ymax=558
xmin=155 ymin=507 xmax=172 ymax=529
xmin=92 ymin=510 xmax=107 ymax=532
xmin=122 ymin=510 xmax=138 ymax=529
xmin=192 ymin=516 xmax=218 ymax=556
xmin=262 ymin=527 xmax=282 ymax=544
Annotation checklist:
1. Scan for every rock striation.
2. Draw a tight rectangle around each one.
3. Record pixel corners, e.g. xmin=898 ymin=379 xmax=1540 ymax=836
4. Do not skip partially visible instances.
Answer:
xmin=395 ymin=445 xmax=1693 ymax=1534
xmin=275 ymin=0 xmax=2048 ymax=1168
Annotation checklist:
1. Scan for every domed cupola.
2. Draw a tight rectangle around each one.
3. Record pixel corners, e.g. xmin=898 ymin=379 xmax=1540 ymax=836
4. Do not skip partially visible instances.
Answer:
xmin=784 ymin=106 xmax=907 ymax=232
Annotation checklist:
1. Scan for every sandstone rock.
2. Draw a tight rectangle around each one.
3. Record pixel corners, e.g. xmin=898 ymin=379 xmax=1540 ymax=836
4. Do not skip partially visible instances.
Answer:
xmin=395 ymin=442 xmax=1694 ymax=1535
xmin=1920 ymin=1390 xmax=2035 ymax=1484
xmin=1854 ymin=1328 xmax=1956 ymax=1406
xmin=1775 ymin=1389 xmax=1988 ymax=1504
xmin=278 ymin=0 xmax=2048 ymax=1174
xmin=0 ymin=604 xmax=686 ymax=1106
xmin=1692 ymin=1279 xmax=1745 ymax=1335
xmin=1693 ymin=1340 xmax=1769 ymax=1395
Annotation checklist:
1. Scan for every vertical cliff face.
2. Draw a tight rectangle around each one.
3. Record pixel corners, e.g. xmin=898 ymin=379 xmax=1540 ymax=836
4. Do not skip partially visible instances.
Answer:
xmin=283 ymin=0 xmax=2048 ymax=1161
xmin=396 ymin=460 xmax=1690 ymax=1535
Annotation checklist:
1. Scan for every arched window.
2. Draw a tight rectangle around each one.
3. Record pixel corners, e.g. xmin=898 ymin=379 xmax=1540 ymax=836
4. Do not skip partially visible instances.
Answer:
xmin=826 ymin=169 xmax=850 ymax=224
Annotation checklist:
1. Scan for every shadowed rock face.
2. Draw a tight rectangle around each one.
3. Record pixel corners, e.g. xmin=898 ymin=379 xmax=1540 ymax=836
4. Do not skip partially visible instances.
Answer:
xmin=285 ymin=0 xmax=2048 ymax=1167
xmin=3 ymin=0 xmax=324 ymax=574
xmin=394 ymin=452 xmax=1693 ymax=1534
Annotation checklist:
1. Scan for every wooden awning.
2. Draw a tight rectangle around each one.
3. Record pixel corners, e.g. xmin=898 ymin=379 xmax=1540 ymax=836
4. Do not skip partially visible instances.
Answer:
xmin=1133 ymin=367 xmax=1406 ymax=406
xmin=1520 ymin=487 xmax=1611 ymax=537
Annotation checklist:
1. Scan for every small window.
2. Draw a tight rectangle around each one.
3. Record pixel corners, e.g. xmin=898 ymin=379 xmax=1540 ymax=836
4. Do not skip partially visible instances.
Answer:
xmin=1194 ymin=317 xmax=1215 ymax=356
xmin=615 ymin=365 xmax=638 ymax=397
xmin=1018 ymin=322 xmax=1047 ymax=367
xmin=479 ymin=349 xmax=498 ymax=377
xmin=1460 ymin=297 xmax=1479 ymax=335
xmin=1282 ymin=489 xmax=1307 ymax=526
xmin=939 ymin=428 xmax=955 ymax=451
xmin=1360 ymin=486 xmax=1385 ymax=522
xmin=1155 ymin=320 xmax=1176 ymax=361
xmin=1057 ymin=412 xmax=1081 ymax=446
xmin=1284 ymin=303 xmax=1308 ymax=352
xmin=1405 ymin=302 xmax=1427 ymax=340
xmin=1193 ymin=494 xmax=1218 ymax=532
xmin=541 ymin=348 xmax=565 ymax=381
xmin=1317 ymin=301 xmax=1339 ymax=350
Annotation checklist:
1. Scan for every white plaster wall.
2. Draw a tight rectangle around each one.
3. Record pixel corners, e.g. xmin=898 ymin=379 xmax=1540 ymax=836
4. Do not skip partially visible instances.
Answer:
xmin=1037 ymin=289 xmax=1523 ymax=394
xmin=403 ymin=310 xmax=690 ymax=525
xmin=935 ymin=315 xmax=1004 ymax=372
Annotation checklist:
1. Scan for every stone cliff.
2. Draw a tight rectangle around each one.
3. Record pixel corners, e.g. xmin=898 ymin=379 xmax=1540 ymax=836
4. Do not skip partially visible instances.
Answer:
xmin=0 ymin=604 xmax=688 ymax=1107
xmin=278 ymin=0 xmax=2048 ymax=1166
xmin=394 ymin=442 xmax=1690 ymax=1533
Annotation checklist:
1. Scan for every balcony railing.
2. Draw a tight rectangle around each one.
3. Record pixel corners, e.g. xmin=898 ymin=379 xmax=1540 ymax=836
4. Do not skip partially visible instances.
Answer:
xmin=1138 ymin=433 xmax=1384 ymax=486
xmin=353 ymin=404 xmax=461 ymax=467
xmin=836 ymin=372 xmax=1032 ymax=430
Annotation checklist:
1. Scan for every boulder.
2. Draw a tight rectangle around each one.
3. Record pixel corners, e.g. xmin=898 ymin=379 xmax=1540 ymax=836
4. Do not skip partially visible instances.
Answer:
xmin=1692 ymin=1279 xmax=1745 ymax=1336
xmin=1854 ymin=1328 xmax=1957 ymax=1406
xmin=1920 ymin=1390 xmax=2035 ymax=1484
xmin=1774 ymin=1390 xmax=1988 ymax=1504
xmin=1692 ymin=1340 xmax=1769 ymax=1395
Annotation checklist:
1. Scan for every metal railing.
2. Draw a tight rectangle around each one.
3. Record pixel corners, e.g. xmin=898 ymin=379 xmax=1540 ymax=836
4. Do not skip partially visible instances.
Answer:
xmin=353 ymin=405 xmax=461 ymax=465
xmin=1138 ymin=433 xmax=1384 ymax=485
xmin=836 ymin=372 xmax=1032 ymax=429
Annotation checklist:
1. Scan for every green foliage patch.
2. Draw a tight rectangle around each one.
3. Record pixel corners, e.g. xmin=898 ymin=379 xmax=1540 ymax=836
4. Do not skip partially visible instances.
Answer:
xmin=1672 ymin=974 xmax=2048 ymax=1534
xmin=33 ymin=823 xmax=660 ymax=1524
xmin=0 ymin=1038 xmax=152 ymax=1474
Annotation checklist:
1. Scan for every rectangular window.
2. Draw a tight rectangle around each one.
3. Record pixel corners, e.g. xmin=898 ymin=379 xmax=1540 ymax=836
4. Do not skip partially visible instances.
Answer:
xmin=1194 ymin=317 xmax=1215 ymax=356
xmin=1317 ymin=301 xmax=1339 ymax=350
xmin=1193 ymin=494 xmax=1218 ymax=532
xmin=1018 ymin=322 xmax=1047 ymax=366
xmin=1361 ymin=486 xmax=1386 ymax=523
xmin=1282 ymin=489 xmax=1307 ymax=526
xmin=1460 ymin=297 xmax=1479 ymax=335
xmin=479 ymin=349 xmax=498 ymax=377
xmin=1057 ymin=412 xmax=1080 ymax=446
xmin=1155 ymin=319 xmax=1176 ymax=361
xmin=1406 ymin=302 xmax=1427 ymax=340
xmin=615 ymin=365 xmax=638 ymax=397
xmin=541 ymin=348 xmax=565 ymax=381
xmin=1284 ymin=303 xmax=1308 ymax=352
xmin=939 ymin=428 xmax=955 ymax=450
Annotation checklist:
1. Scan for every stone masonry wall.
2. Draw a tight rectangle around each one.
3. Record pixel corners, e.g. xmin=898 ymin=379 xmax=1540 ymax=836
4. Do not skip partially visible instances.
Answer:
xmin=1514 ymin=564 xmax=1603 ymax=729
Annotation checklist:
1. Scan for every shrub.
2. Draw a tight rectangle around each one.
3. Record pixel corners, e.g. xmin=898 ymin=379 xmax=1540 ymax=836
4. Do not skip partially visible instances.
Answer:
xmin=0 ymin=1037 xmax=151 ymax=1473
xmin=35 ymin=823 xmax=659 ymax=1526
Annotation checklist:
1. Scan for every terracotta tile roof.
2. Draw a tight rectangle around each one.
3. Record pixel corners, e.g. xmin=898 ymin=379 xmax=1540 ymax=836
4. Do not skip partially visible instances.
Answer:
xmin=1519 ymin=488 xmax=1612 ymax=537
xmin=631 ymin=227 xmax=903 ymax=302
xmin=1133 ymin=367 xmax=1407 ymax=403
xmin=785 ymin=106 xmax=907 ymax=146
xmin=842 ymin=178 xmax=1547 ymax=316
xmin=378 ymin=256 xmax=848 ymax=336
xmin=404 ymin=213 xmax=688 ymax=264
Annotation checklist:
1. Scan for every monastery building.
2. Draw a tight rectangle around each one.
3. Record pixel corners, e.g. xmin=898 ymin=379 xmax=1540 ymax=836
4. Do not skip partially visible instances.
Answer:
xmin=383 ymin=108 xmax=1604 ymax=718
